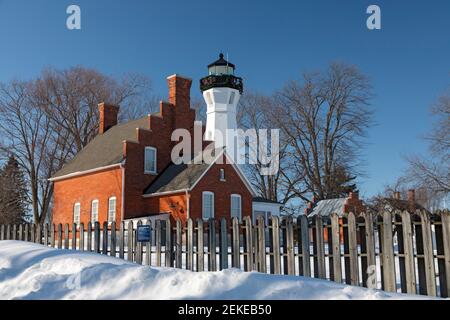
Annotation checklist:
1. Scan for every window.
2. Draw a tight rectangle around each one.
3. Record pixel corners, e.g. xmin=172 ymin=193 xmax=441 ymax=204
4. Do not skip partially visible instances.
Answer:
xmin=231 ymin=194 xmax=242 ymax=221
xmin=108 ymin=197 xmax=117 ymax=222
xmin=202 ymin=192 xmax=214 ymax=220
xmin=73 ymin=203 xmax=81 ymax=224
xmin=145 ymin=147 xmax=157 ymax=174
xmin=229 ymin=91 xmax=236 ymax=104
xmin=91 ymin=200 xmax=99 ymax=223
xmin=219 ymin=169 xmax=225 ymax=181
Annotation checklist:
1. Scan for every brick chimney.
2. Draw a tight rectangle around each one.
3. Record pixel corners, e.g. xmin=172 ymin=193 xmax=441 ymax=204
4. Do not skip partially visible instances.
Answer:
xmin=393 ymin=191 xmax=401 ymax=200
xmin=167 ymin=75 xmax=192 ymax=111
xmin=407 ymin=189 xmax=416 ymax=203
xmin=98 ymin=103 xmax=119 ymax=134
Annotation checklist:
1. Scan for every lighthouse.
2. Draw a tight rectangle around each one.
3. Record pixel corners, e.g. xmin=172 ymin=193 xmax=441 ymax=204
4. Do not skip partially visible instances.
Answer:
xmin=200 ymin=54 xmax=243 ymax=152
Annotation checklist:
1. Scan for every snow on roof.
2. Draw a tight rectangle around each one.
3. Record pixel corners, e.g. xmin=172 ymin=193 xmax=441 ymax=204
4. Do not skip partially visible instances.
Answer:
xmin=308 ymin=198 xmax=347 ymax=218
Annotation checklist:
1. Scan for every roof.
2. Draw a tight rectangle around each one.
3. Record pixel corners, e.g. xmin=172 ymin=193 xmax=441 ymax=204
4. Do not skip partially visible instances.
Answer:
xmin=307 ymin=198 xmax=347 ymax=218
xmin=376 ymin=198 xmax=430 ymax=213
xmin=253 ymin=197 xmax=281 ymax=205
xmin=208 ymin=53 xmax=235 ymax=69
xmin=52 ymin=116 xmax=149 ymax=179
xmin=143 ymin=149 xmax=222 ymax=195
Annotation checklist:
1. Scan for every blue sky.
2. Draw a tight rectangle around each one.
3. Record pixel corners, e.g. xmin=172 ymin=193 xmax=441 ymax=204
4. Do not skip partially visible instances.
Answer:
xmin=0 ymin=0 xmax=449 ymax=198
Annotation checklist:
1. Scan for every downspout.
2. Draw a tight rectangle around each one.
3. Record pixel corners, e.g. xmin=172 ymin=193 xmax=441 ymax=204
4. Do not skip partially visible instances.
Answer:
xmin=120 ymin=159 xmax=126 ymax=223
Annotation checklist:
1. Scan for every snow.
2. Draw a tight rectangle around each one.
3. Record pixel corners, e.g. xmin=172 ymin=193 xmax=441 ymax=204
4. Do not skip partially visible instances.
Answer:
xmin=0 ymin=241 xmax=434 ymax=300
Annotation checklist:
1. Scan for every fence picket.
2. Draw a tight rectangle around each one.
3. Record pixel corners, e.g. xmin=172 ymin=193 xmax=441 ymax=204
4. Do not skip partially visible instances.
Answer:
xmin=419 ymin=210 xmax=437 ymax=296
xmin=72 ymin=223 xmax=77 ymax=250
xmin=18 ymin=224 xmax=23 ymax=242
xmin=119 ymin=222 xmax=125 ymax=259
xmin=315 ymin=215 xmax=326 ymax=279
xmin=94 ymin=222 xmax=100 ymax=253
xmin=219 ymin=218 xmax=228 ymax=270
xmin=381 ymin=211 xmax=396 ymax=292
xmin=256 ymin=216 xmax=266 ymax=273
xmin=440 ymin=210 xmax=450 ymax=298
xmin=145 ymin=220 xmax=152 ymax=266
xmin=57 ymin=224 xmax=62 ymax=249
xmin=102 ymin=222 xmax=108 ymax=255
xmin=0 ymin=225 xmax=4 ymax=240
xmin=186 ymin=219 xmax=194 ymax=271
xmin=87 ymin=223 xmax=92 ymax=252
xmin=232 ymin=217 xmax=240 ymax=269
xmin=175 ymin=220 xmax=182 ymax=269
xmin=348 ymin=212 xmax=359 ymax=286
xmin=270 ymin=216 xmax=281 ymax=275
xmin=12 ymin=225 xmax=17 ymax=241
xmin=127 ymin=221 xmax=133 ymax=262
xmin=330 ymin=213 xmax=342 ymax=283
xmin=208 ymin=219 xmax=217 ymax=271
xmin=244 ymin=216 xmax=254 ymax=271
xmin=135 ymin=221 xmax=143 ymax=264
xmin=43 ymin=224 xmax=48 ymax=246
xmin=401 ymin=210 xmax=416 ymax=294
xmin=30 ymin=224 xmax=35 ymax=243
xmin=50 ymin=224 xmax=55 ymax=248
xmin=299 ymin=215 xmax=311 ymax=277
xmin=165 ymin=219 xmax=173 ymax=267
xmin=110 ymin=222 xmax=116 ymax=257
xmin=155 ymin=220 xmax=162 ymax=266
xmin=80 ymin=223 xmax=85 ymax=252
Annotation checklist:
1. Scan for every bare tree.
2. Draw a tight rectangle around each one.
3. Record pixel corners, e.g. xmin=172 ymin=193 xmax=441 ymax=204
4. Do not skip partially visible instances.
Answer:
xmin=238 ymin=92 xmax=306 ymax=208
xmin=270 ymin=62 xmax=373 ymax=202
xmin=405 ymin=90 xmax=450 ymax=197
xmin=0 ymin=67 xmax=154 ymax=224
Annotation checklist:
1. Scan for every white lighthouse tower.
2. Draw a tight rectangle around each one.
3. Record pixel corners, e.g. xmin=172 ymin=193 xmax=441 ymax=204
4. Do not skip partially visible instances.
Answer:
xmin=200 ymin=54 xmax=243 ymax=152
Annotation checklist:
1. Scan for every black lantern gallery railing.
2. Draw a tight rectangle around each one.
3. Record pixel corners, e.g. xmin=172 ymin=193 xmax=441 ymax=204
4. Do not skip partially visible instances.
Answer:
xmin=200 ymin=74 xmax=244 ymax=94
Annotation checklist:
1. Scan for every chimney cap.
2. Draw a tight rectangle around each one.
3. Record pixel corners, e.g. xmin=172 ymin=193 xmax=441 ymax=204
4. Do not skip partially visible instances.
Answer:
xmin=167 ymin=74 xmax=192 ymax=81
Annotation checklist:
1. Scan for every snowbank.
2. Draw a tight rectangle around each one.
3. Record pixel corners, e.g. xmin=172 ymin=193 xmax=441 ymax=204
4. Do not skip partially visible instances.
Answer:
xmin=0 ymin=241 xmax=430 ymax=300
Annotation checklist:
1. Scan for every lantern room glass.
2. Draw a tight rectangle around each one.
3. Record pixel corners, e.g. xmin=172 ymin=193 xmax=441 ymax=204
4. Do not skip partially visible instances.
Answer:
xmin=208 ymin=65 xmax=234 ymax=76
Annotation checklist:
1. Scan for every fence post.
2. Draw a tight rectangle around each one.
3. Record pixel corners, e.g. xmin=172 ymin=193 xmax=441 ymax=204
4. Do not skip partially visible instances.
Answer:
xmin=127 ymin=221 xmax=134 ymax=262
xmin=315 ymin=215 xmax=326 ymax=279
xmin=208 ymin=219 xmax=217 ymax=272
xmin=94 ymin=222 xmax=100 ymax=253
xmin=270 ymin=216 xmax=281 ymax=275
xmin=257 ymin=216 xmax=267 ymax=273
xmin=186 ymin=219 xmax=194 ymax=271
xmin=231 ymin=217 xmax=240 ymax=269
xmin=145 ymin=220 xmax=152 ymax=266
xmin=165 ymin=219 xmax=173 ymax=267
xmin=119 ymin=221 xmax=125 ymax=259
xmin=331 ymin=213 xmax=342 ymax=283
xmin=347 ymin=213 xmax=359 ymax=286
xmin=79 ymin=223 xmax=85 ymax=252
xmin=175 ymin=220 xmax=182 ymax=269
xmin=401 ymin=210 xmax=416 ymax=294
xmin=196 ymin=219 xmax=204 ymax=271
xmin=419 ymin=210 xmax=437 ymax=297
xmin=381 ymin=211 xmax=396 ymax=292
xmin=219 ymin=218 xmax=228 ymax=270
xmin=43 ymin=223 xmax=49 ymax=246
xmin=243 ymin=216 xmax=254 ymax=271
xmin=72 ymin=223 xmax=77 ymax=250
xmin=439 ymin=210 xmax=450 ymax=298
xmin=57 ymin=224 xmax=62 ymax=249
xmin=110 ymin=222 xmax=116 ymax=257
xmin=135 ymin=220 xmax=143 ymax=264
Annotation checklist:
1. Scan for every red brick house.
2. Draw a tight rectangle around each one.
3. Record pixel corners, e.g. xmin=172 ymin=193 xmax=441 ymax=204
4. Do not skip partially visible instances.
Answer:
xmin=50 ymin=63 xmax=281 ymax=226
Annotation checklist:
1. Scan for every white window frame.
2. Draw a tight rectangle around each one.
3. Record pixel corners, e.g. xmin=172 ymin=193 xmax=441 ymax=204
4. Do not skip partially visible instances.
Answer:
xmin=73 ymin=203 xmax=81 ymax=224
xmin=108 ymin=197 xmax=117 ymax=223
xmin=219 ymin=168 xmax=226 ymax=181
xmin=202 ymin=191 xmax=215 ymax=220
xmin=144 ymin=146 xmax=157 ymax=174
xmin=231 ymin=194 xmax=242 ymax=221
xmin=91 ymin=199 xmax=99 ymax=223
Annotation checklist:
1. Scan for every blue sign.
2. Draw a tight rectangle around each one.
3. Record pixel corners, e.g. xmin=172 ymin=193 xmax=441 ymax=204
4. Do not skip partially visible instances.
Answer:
xmin=137 ymin=225 xmax=151 ymax=242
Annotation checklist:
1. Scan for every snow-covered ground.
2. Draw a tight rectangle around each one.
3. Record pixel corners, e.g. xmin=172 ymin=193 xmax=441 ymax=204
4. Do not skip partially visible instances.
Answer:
xmin=0 ymin=241 xmax=433 ymax=300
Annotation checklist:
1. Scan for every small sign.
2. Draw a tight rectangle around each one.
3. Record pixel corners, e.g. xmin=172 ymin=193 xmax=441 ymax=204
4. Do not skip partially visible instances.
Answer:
xmin=137 ymin=225 xmax=151 ymax=242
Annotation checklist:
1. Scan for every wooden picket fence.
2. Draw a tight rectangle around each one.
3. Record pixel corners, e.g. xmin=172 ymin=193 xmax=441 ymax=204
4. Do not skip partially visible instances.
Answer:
xmin=1 ymin=209 xmax=449 ymax=298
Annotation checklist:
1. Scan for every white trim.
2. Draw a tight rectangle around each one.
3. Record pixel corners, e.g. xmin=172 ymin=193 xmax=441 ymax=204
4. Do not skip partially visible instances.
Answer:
xmin=230 ymin=194 xmax=242 ymax=221
xmin=108 ymin=196 xmax=117 ymax=222
xmin=73 ymin=202 xmax=81 ymax=224
xmin=49 ymin=163 xmax=121 ymax=182
xmin=144 ymin=146 xmax=157 ymax=174
xmin=143 ymin=189 xmax=188 ymax=198
xmin=91 ymin=199 xmax=99 ymax=223
xmin=202 ymin=191 xmax=215 ymax=220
